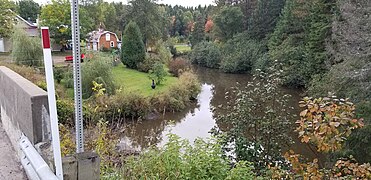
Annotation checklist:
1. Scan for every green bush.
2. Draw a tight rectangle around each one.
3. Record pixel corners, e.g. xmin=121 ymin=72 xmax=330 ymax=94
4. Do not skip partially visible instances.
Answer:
xmin=121 ymin=21 xmax=146 ymax=69
xmin=220 ymin=34 xmax=264 ymax=73
xmin=11 ymin=28 xmax=43 ymax=67
xmin=139 ymin=42 xmax=172 ymax=73
xmin=148 ymin=62 xmax=168 ymax=85
xmin=122 ymin=134 xmax=257 ymax=179
xmin=189 ymin=41 xmax=221 ymax=69
xmin=137 ymin=54 xmax=163 ymax=73
xmin=36 ymin=81 xmax=47 ymax=91
xmin=150 ymin=71 xmax=201 ymax=112
xmin=253 ymin=52 xmax=271 ymax=72
xmin=82 ymin=56 xmax=115 ymax=98
xmin=56 ymin=99 xmax=74 ymax=125
xmin=215 ymin=68 xmax=293 ymax=171
xmin=102 ymin=92 xmax=150 ymax=121
xmin=54 ymin=67 xmax=65 ymax=84
xmin=63 ymin=69 xmax=74 ymax=89
xmin=153 ymin=41 xmax=172 ymax=64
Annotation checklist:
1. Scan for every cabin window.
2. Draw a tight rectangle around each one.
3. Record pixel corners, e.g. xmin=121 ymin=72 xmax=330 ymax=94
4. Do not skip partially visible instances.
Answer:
xmin=105 ymin=33 xmax=110 ymax=41
xmin=110 ymin=41 xmax=114 ymax=47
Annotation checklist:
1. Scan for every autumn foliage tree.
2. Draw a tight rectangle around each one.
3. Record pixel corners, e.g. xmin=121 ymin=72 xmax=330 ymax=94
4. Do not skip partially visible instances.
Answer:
xmin=204 ymin=17 xmax=213 ymax=33
xmin=270 ymin=95 xmax=370 ymax=179
xmin=296 ymin=96 xmax=364 ymax=152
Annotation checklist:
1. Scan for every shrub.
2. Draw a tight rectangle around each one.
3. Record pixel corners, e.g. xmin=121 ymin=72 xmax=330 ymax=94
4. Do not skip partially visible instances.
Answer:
xmin=137 ymin=54 xmax=161 ymax=73
xmin=214 ymin=68 xmax=293 ymax=171
xmin=122 ymin=134 xmax=256 ymax=179
xmin=153 ymin=41 xmax=172 ymax=64
xmin=11 ymin=28 xmax=43 ymax=67
xmin=148 ymin=62 xmax=168 ymax=85
xmin=168 ymin=57 xmax=190 ymax=77
xmin=82 ymin=56 xmax=115 ymax=98
xmin=253 ymin=52 xmax=271 ymax=72
xmin=54 ymin=67 xmax=65 ymax=83
xmin=102 ymin=92 xmax=150 ymax=121
xmin=121 ymin=21 xmax=146 ymax=69
xmin=150 ymin=71 xmax=201 ymax=112
xmin=139 ymin=42 xmax=172 ymax=73
xmin=36 ymin=81 xmax=47 ymax=91
xmin=220 ymin=34 xmax=264 ymax=73
xmin=59 ymin=124 xmax=75 ymax=156
xmin=62 ymin=69 xmax=74 ymax=88
xmin=56 ymin=99 xmax=74 ymax=125
xmin=189 ymin=41 xmax=221 ymax=69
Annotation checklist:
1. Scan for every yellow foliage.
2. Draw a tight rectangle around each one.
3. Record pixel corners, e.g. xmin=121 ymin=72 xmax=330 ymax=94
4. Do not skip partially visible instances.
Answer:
xmin=296 ymin=95 xmax=364 ymax=152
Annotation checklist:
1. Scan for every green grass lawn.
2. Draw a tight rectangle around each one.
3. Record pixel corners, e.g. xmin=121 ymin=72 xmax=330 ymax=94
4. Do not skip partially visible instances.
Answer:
xmin=112 ymin=64 xmax=178 ymax=97
xmin=174 ymin=44 xmax=191 ymax=53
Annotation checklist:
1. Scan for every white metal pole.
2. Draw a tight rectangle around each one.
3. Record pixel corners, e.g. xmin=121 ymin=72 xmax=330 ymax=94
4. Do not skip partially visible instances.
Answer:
xmin=41 ymin=27 xmax=63 ymax=180
xmin=70 ymin=0 xmax=84 ymax=153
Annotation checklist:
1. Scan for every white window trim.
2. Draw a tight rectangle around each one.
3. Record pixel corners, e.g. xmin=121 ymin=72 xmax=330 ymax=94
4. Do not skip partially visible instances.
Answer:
xmin=110 ymin=41 xmax=114 ymax=47
xmin=105 ymin=33 xmax=110 ymax=41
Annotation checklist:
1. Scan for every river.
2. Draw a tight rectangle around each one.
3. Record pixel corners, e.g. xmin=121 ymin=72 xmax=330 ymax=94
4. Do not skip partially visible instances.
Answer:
xmin=119 ymin=66 xmax=324 ymax=163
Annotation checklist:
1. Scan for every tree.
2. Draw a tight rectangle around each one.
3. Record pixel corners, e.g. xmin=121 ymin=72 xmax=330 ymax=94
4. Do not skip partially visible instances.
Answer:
xmin=248 ymin=0 xmax=285 ymax=40
xmin=17 ymin=0 xmax=40 ymax=22
xmin=268 ymin=0 xmax=311 ymax=87
xmin=121 ymin=21 xmax=145 ymax=69
xmin=214 ymin=67 xmax=294 ymax=171
xmin=302 ymin=0 xmax=334 ymax=84
xmin=268 ymin=0 xmax=335 ymax=87
xmin=148 ymin=62 xmax=168 ymax=85
xmin=215 ymin=0 xmax=258 ymax=29
xmin=213 ymin=6 xmax=244 ymax=41
xmin=0 ymin=0 xmax=16 ymax=37
xmin=81 ymin=56 xmax=116 ymax=98
xmin=126 ymin=0 xmax=162 ymax=47
xmin=204 ymin=17 xmax=214 ymax=33
xmin=220 ymin=33 xmax=264 ymax=73
xmin=11 ymin=28 xmax=43 ymax=67
xmin=189 ymin=12 xmax=205 ymax=47
xmin=269 ymin=96 xmax=370 ymax=179
xmin=40 ymin=0 xmax=71 ymax=50
xmin=189 ymin=41 xmax=221 ymax=69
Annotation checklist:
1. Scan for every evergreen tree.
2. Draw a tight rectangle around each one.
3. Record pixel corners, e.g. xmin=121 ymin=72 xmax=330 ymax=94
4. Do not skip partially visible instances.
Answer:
xmin=189 ymin=13 xmax=205 ymax=47
xmin=121 ymin=21 xmax=146 ymax=69
xmin=126 ymin=0 xmax=162 ymax=47
xmin=249 ymin=0 xmax=285 ymax=40
xmin=268 ymin=0 xmax=335 ymax=87
xmin=268 ymin=0 xmax=311 ymax=87
xmin=303 ymin=0 xmax=334 ymax=80
xmin=213 ymin=6 xmax=244 ymax=41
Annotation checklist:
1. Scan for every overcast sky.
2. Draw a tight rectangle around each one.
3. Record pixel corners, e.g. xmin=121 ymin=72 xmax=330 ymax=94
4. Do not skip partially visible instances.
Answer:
xmin=34 ymin=0 xmax=214 ymax=7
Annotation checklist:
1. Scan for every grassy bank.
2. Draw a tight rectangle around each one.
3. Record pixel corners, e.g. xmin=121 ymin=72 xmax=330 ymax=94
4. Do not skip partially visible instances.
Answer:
xmin=174 ymin=44 xmax=191 ymax=53
xmin=112 ymin=64 xmax=177 ymax=97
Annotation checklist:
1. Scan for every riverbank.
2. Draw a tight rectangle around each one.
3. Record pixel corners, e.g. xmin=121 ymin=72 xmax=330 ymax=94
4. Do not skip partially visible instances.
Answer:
xmin=112 ymin=64 xmax=178 ymax=96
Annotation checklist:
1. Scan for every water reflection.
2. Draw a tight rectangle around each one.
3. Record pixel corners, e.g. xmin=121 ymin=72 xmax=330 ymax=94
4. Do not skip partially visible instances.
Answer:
xmin=119 ymin=66 xmax=323 ymax=162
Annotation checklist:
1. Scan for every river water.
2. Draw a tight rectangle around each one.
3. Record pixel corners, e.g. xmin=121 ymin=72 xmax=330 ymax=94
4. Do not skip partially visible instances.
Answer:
xmin=119 ymin=66 xmax=323 ymax=162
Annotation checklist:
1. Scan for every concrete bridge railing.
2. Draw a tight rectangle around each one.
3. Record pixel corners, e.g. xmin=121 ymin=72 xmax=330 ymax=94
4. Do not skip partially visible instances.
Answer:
xmin=0 ymin=66 xmax=99 ymax=180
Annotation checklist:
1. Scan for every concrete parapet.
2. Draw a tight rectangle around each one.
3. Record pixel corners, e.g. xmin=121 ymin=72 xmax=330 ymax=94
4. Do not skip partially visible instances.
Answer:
xmin=0 ymin=66 xmax=51 ymax=146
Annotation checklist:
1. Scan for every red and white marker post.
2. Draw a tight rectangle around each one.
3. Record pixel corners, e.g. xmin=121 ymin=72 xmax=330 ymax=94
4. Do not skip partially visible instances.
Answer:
xmin=41 ymin=27 xmax=63 ymax=180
